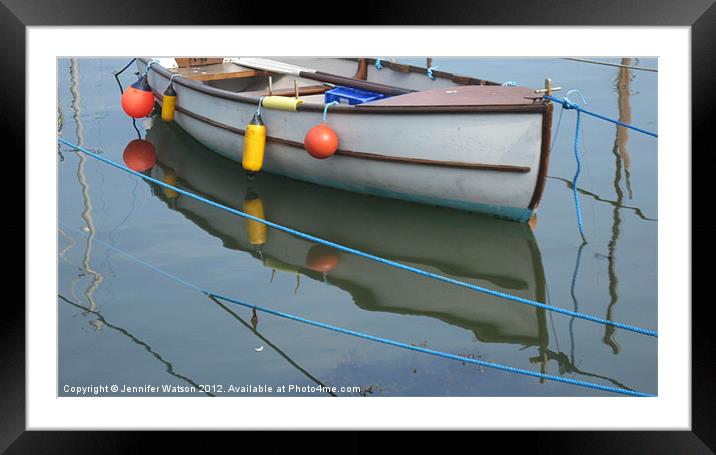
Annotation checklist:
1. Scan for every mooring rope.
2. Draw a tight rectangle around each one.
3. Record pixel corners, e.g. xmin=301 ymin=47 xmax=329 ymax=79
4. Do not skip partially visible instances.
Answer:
xmin=112 ymin=58 xmax=137 ymax=95
xmin=544 ymin=95 xmax=658 ymax=138
xmin=59 ymin=222 xmax=653 ymax=397
xmin=562 ymin=58 xmax=658 ymax=73
xmin=58 ymin=138 xmax=657 ymax=337
xmin=322 ymin=101 xmax=338 ymax=121
xmin=545 ymin=90 xmax=657 ymax=241
xmin=572 ymin=108 xmax=588 ymax=242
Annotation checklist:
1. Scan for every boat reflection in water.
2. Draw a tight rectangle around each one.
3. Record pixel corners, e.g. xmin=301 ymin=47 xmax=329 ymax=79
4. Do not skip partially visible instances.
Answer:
xmin=145 ymin=119 xmax=550 ymax=359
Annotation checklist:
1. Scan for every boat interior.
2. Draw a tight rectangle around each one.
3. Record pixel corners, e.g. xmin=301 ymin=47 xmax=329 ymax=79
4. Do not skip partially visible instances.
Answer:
xmin=160 ymin=57 xmax=541 ymax=108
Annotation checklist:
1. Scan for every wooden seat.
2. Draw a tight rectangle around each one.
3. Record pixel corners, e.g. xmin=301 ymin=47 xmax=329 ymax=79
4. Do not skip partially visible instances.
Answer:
xmin=241 ymin=84 xmax=331 ymax=98
xmin=169 ymin=62 xmax=267 ymax=82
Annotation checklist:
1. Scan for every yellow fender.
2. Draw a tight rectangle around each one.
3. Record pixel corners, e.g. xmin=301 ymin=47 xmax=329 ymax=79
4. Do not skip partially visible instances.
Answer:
xmin=262 ymin=96 xmax=304 ymax=112
xmin=161 ymin=83 xmax=177 ymax=122
xmin=242 ymin=113 xmax=266 ymax=174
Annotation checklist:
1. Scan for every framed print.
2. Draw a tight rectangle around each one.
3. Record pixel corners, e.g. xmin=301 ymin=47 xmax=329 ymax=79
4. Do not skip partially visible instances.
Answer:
xmin=5 ymin=0 xmax=714 ymax=451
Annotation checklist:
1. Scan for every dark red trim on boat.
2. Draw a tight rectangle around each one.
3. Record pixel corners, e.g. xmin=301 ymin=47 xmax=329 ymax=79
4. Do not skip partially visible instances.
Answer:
xmin=360 ymin=58 xmax=500 ymax=87
xmin=528 ymin=102 xmax=554 ymax=210
xmin=139 ymin=58 xmax=548 ymax=115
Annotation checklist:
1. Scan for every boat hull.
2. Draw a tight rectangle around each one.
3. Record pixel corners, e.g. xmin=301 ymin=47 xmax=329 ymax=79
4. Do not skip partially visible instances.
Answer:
xmin=140 ymin=59 xmax=550 ymax=222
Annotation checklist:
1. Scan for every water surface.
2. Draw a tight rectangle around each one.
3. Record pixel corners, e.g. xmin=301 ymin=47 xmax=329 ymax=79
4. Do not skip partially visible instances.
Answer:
xmin=58 ymin=57 xmax=657 ymax=397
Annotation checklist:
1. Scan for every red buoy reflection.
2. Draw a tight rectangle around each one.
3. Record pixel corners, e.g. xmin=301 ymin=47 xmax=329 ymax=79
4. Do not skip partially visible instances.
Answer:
xmin=123 ymin=139 xmax=156 ymax=172
xmin=305 ymin=245 xmax=340 ymax=273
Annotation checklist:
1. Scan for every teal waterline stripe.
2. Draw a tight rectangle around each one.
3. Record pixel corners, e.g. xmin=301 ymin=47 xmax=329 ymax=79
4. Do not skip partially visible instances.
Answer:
xmin=58 ymin=137 xmax=657 ymax=338
xmin=59 ymin=222 xmax=653 ymax=397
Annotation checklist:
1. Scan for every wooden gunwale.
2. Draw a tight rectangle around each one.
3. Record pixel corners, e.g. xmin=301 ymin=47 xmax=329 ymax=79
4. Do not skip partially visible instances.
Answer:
xmin=152 ymin=91 xmax=532 ymax=174
xmin=139 ymin=58 xmax=548 ymax=115
xmin=360 ymin=58 xmax=500 ymax=86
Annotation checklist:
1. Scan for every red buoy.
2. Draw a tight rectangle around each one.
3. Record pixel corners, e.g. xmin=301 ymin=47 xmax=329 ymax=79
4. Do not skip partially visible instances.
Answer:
xmin=305 ymin=245 xmax=339 ymax=273
xmin=121 ymin=75 xmax=155 ymax=118
xmin=122 ymin=139 xmax=156 ymax=172
xmin=304 ymin=122 xmax=338 ymax=159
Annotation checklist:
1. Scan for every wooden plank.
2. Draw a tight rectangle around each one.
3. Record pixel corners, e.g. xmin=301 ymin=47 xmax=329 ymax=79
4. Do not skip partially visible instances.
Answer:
xmin=170 ymin=62 xmax=267 ymax=82
xmin=361 ymin=57 xmax=500 ymax=85
xmin=175 ymin=58 xmax=224 ymax=68
xmin=241 ymin=84 xmax=330 ymax=97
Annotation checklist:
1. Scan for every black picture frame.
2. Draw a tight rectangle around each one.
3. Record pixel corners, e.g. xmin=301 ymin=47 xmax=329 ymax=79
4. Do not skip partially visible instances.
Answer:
xmin=4 ymin=0 xmax=713 ymax=452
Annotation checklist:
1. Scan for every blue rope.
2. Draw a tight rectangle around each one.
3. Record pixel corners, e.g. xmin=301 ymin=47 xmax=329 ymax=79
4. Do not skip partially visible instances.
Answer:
xmin=59 ymin=222 xmax=654 ymax=397
xmin=426 ymin=66 xmax=439 ymax=80
xmin=375 ymin=59 xmax=383 ymax=70
xmin=322 ymin=101 xmax=338 ymax=122
xmin=572 ymin=109 xmax=587 ymax=242
xmin=212 ymin=292 xmax=653 ymax=397
xmin=502 ymin=81 xmax=519 ymax=87
xmin=544 ymin=94 xmax=657 ymax=138
xmin=57 ymin=138 xmax=657 ymax=338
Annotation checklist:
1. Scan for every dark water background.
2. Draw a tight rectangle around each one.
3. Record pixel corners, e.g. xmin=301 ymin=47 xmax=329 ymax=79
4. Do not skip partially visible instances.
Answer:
xmin=57 ymin=57 xmax=657 ymax=396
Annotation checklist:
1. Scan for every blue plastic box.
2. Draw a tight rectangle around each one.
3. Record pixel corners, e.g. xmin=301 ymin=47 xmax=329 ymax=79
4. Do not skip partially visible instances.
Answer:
xmin=324 ymin=86 xmax=386 ymax=105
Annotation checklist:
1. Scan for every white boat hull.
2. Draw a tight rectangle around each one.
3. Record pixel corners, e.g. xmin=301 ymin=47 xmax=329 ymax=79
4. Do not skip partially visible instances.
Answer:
xmin=140 ymin=59 xmax=551 ymax=222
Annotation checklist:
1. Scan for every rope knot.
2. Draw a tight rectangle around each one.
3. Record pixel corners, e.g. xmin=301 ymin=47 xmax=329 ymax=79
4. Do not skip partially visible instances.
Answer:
xmin=563 ymin=99 xmax=578 ymax=110
xmin=563 ymin=89 xmax=588 ymax=110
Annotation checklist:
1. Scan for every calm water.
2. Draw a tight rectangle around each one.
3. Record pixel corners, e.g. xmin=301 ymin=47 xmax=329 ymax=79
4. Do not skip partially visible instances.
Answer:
xmin=57 ymin=58 xmax=657 ymax=397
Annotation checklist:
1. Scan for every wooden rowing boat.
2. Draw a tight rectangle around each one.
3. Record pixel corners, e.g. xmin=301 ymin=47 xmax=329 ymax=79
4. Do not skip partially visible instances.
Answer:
xmin=145 ymin=119 xmax=549 ymax=347
xmin=138 ymin=57 xmax=553 ymax=222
